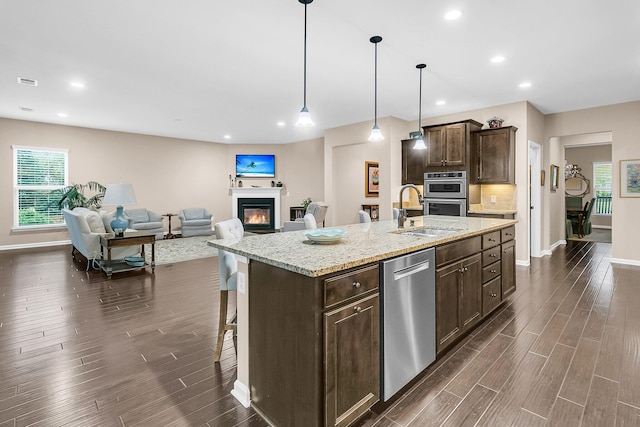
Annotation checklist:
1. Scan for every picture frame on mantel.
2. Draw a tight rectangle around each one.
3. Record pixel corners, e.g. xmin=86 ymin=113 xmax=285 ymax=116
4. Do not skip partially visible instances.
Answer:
xmin=550 ymin=164 xmax=559 ymax=192
xmin=365 ymin=161 xmax=379 ymax=197
xmin=620 ymin=159 xmax=640 ymax=197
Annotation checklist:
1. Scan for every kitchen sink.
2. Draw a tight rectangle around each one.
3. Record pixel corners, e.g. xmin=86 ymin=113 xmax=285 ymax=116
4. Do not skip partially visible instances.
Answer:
xmin=400 ymin=227 xmax=460 ymax=238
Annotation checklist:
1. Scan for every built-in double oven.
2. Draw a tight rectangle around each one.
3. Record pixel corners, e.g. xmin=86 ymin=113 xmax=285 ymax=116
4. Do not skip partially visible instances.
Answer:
xmin=423 ymin=171 xmax=467 ymax=217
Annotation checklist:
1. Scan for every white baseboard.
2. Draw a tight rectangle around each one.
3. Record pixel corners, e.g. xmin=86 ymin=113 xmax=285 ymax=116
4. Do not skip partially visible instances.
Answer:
xmin=610 ymin=258 xmax=640 ymax=267
xmin=0 ymin=239 xmax=71 ymax=251
xmin=231 ymin=380 xmax=251 ymax=408
xmin=592 ymin=225 xmax=612 ymax=230
xmin=516 ymin=259 xmax=530 ymax=266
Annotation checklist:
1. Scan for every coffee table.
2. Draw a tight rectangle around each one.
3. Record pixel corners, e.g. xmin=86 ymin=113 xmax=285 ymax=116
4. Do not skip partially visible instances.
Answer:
xmin=99 ymin=232 xmax=155 ymax=278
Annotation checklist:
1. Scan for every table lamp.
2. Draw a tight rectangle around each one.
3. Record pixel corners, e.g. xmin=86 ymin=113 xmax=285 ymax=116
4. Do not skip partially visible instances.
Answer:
xmin=102 ymin=183 xmax=137 ymax=237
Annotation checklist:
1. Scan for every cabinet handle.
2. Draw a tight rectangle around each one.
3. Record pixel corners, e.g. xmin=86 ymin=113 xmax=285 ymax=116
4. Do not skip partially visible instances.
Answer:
xmin=352 ymin=281 xmax=361 ymax=289
xmin=459 ymin=266 xmax=468 ymax=273
xmin=490 ymin=269 xmax=497 ymax=273
xmin=504 ymin=250 xmax=508 ymax=254
xmin=490 ymin=254 xmax=497 ymax=258
xmin=489 ymin=238 xmax=496 ymax=242
xmin=354 ymin=306 xmax=362 ymax=314
xmin=491 ymin=293 xmax=498 ymax=298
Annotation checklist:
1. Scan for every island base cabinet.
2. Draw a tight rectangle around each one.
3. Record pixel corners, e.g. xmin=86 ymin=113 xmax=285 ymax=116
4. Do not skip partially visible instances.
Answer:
xmin=501 ymin=239 xmax=516 ymax=298
xmin=435 ymin=253 xmax=482 ymax=354
xmin=325 ymin=294 xmax=380 ymax=427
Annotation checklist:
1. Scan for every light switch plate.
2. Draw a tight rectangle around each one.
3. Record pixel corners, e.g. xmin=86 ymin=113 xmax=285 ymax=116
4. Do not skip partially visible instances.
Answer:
xmin=238 ymin=272 xmax=246 ymax=294
xmin=490 ymin=195 xmax=497 ymax=204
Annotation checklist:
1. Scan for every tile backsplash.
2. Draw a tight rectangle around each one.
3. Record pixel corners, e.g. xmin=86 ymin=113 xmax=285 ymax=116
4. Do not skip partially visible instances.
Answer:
xmin=478 ymin=184 xmax=517 ymax=210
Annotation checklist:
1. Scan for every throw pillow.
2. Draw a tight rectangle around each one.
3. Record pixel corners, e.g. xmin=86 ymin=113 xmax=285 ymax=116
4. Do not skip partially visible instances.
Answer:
xmin=101 ymin=210 xmax=115 ymax=233
xmin=85 ymin=211 xmax=106 ymax=233
xmin=184 ymin=209 xmax=204 ymax=220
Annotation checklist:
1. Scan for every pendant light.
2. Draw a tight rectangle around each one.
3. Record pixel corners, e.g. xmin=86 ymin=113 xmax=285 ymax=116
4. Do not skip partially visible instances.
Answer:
xmin=368 ymin=36 xmax=383 ymax=141
xmin=413 ymin=63 xmax=427 ymax=150
xmin=295 ymin=0 xmax=315 ymax=127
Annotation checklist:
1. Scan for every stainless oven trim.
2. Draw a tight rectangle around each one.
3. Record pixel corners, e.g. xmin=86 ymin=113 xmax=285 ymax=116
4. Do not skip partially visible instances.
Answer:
xmin=423 ymin=198 xmax=467 ymax=217
xmin=424 ymin=179 xmax=467 ymax=199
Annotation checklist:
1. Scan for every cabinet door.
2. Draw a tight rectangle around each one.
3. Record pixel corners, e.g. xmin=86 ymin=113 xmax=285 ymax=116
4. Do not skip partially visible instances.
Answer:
xmin=501 ymin=239 xmax=516 ymax=298
xmin=401 ymin=138 xmax=426 ymax=184
xmin=444 ymin=123 xmax=466 ymax=167
xmin=474 ymin=126 xmax=517 ymax=184
xmin=325 ymin=294 xmax=380 ymax=427
xmin=460 ymin=253 xmax=482 ymax=331
xmin=425 ymin=126 xmax=446 ymax=167
xmin=435 ymin=262 xmax=461 ymax=353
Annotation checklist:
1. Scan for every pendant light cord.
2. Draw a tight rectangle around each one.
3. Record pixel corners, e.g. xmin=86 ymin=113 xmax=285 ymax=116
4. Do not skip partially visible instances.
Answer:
xmin=303 ymin=2 xmax=308 ymax=109
xmin=374 ymin=41 xmax=378 ymax=126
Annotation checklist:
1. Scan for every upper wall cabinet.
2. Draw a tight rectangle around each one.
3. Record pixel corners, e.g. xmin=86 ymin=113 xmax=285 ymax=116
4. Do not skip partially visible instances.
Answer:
xmin=401 ymin=138 xmax=426 ymax=185
xmin=423 ymin=120 xmax=483 ymax=171
xmin=472 ymin=126 xmax=518 ymax=184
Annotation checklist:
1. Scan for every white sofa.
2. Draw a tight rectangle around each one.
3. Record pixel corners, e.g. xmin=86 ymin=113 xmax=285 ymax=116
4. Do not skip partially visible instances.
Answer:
xmin=62 ymin=207 xmax=140 ymax=270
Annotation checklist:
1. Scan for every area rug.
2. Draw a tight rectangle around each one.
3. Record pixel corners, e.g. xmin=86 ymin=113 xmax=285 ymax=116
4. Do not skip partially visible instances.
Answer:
xmin=567 ymin=228 xmax=611 ymax=243
xmin=144 ymin=235 xmax=217 ymax=265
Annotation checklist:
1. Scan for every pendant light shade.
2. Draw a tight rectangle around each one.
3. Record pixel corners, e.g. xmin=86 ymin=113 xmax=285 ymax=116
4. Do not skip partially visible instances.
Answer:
xmin=413 ymin=63 xmax=427 ymax=150
xmin=295 ymin=0 xmax=315 ymax=127
xmin=368 ymin=35 xmax=383 ymax=141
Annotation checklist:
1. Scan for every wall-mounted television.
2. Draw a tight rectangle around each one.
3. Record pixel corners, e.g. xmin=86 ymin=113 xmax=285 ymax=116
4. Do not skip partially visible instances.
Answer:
xmin=235 ymin=154 xmax=276 ymax=178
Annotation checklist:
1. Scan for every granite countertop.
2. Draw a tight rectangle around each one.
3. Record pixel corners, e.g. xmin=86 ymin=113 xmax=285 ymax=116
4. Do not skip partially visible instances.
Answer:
xmin=208 ymin=216 xmax=516 ymax=278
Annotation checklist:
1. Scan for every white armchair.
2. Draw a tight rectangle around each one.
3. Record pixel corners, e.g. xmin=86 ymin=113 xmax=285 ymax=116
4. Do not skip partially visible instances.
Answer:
xmin=62 ymin=207 xmax=139 ymax=270
xmin=179 ymin=208 xmax=214 ymax=237
xmin=282 ymin=202 xmax=328 ymax=232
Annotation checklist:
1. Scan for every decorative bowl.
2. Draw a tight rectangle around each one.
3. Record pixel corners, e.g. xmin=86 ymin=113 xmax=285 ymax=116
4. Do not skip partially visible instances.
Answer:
xmin=487 ymin=116 xmax=504 ymax=128
xmin=124 ymin=256 xmax=145 ymax=267
xmin=302 ymin=229 xmax=347 ymax=244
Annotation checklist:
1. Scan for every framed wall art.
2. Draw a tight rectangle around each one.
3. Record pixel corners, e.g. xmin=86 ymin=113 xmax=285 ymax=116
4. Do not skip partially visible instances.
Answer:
xmin=365 ymin=161 xmax=379 ymax=197
xmin=620 ymin=159 xmax=640 ymax=197
xmin=550 ymin=164 xmax=559 ymax=192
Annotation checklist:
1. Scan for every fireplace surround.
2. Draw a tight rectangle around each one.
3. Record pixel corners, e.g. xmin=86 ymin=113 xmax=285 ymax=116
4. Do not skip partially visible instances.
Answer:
xmin=230 ymin=187 xmax=283 ymax=232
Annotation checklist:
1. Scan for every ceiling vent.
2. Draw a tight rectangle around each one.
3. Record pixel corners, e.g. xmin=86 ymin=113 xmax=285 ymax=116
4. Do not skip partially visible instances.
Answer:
xmin=19 ymin=107 xmax=33 ymax=112
xmin=17 ymin=77 xmax=38 ymax=86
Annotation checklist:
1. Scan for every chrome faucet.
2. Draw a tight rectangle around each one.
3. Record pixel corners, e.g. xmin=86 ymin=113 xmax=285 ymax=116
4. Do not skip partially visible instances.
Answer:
xmin=398 ymin=184 xmax=424 ymax=228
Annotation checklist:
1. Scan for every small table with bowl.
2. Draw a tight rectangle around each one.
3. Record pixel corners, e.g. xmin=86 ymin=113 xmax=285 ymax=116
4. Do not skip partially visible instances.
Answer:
xmin=99 ymin=231 xmax=156 ymax=278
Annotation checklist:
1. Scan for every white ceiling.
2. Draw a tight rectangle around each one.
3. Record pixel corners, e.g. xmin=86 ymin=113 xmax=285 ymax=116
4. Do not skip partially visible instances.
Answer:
xmin=2 ymin=0 xmax=639 ymax=144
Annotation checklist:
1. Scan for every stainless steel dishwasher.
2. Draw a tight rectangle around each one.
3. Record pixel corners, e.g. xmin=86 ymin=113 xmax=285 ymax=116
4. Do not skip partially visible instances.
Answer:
xmin=380 ymin=247 xmax=436 ymax=401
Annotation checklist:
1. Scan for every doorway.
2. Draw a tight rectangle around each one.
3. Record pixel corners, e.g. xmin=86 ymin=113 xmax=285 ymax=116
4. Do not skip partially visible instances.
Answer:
xmin=528 ymin=141 xmax=542 ymax=258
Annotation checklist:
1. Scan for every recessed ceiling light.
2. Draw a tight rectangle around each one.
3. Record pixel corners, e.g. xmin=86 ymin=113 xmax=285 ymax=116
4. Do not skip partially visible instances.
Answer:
xmin=491 ymin=56 xmax=506 ymax=64
xmin=444 ymin=10 xmax=462 ymax=20
xmin=70 ymin=81 xmax=85 ymax=89
xmin=277 ymin=121 xmax=285 ymax=127
xmin=436 ymin=100 xmax=446 ymax=106
xmin=519 ymin=81 xmax=532 ymax=88
xmin=224 ymin=134 xmax=231 ymax=139
xmin=57 ymin=112 xmax=68 ymax=118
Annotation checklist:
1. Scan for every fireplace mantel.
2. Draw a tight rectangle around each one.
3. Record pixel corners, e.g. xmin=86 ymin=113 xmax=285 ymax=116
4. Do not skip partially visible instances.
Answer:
xmin=231 ymin=187 xmax=283 ymax=228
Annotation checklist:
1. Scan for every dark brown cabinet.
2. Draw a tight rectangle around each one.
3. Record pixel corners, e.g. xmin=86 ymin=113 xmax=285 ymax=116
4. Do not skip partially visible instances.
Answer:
xmin=472 ymin=126 xmax=517 ymax=184
xmin=435 ymin=252 xmax=482 ymax=353
xmin=501 ymin=238 xmax=516 ymax=298
xmin=325 ymin=293 xmax=379 ymax=427
xmin=401 ymin=138 xmax=426 ymax=184
xmin=249 ymin=261 xmax=380 ymax=427
xmin=423 ymin=120 xmax=482 ymax=171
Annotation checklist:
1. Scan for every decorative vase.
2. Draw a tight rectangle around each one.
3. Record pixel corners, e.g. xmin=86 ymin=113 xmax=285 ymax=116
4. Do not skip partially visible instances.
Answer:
xmin=487 ymin=116 xmax=504 ymax=128
xmin=238 ymin=180 xmax=243 ymax=187
xmin=276 ymin=181 xmax=283 ymax=187
xmin=110 ymin=206 xmax=128 ymax=237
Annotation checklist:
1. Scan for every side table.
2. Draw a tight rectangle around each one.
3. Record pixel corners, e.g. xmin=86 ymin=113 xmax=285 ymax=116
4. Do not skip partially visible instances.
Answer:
xmin=163 ymin=213 xmax=177 ymax=239
xmin=99 ymin=232 xmax=155 ymax=278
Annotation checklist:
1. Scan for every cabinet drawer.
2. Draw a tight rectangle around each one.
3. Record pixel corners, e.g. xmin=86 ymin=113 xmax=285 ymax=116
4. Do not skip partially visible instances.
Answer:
xmin=324 ymin=264 xmax=379 ymax=309
xmin=482 ymin=261 xmax=501 ymax=283
xmin=501 ymin=226 xmax=515 ymax=242
xmin=436 ymin=236 xmax=481 ymax=267
xmin=482 ymin=246 xmax=502 ymax=267
xmin=483 ymin=276 xmax=502 ymax=315
xmin=482 ymin=231 xmax=501 ymax=249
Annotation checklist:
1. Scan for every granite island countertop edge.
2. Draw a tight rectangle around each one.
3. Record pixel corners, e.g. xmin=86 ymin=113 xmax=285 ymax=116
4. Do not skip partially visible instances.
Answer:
xmin=208 ymin=216 xmax=517 ymax=277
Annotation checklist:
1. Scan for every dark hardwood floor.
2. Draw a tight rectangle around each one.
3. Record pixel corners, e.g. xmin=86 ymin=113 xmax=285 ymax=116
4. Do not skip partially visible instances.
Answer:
xmin=1 ymin=240 xmax=638 ymax=426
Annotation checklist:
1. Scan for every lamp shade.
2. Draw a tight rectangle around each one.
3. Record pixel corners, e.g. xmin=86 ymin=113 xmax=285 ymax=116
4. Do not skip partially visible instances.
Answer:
xmin=103 ymin=184 xmax=137 ymax=206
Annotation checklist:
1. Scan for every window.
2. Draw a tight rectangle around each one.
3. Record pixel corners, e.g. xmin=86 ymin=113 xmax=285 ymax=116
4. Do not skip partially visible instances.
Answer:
xmin=13 ymin=145 xmax=68 ymax=228
xmin=593 ymin=161 xmax=612 ymax=215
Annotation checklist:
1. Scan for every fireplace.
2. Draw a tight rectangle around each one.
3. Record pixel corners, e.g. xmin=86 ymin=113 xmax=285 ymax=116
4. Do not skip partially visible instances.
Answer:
xmin=238 ymin=198 xmax=276 ymax=232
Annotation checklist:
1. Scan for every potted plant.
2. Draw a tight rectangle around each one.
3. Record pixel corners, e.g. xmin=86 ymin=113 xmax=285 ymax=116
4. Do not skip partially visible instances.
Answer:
xmin=301 ymin=197 xmax=312 ymax=210
xmin=51 ymin=181 xmax=106 ymax=210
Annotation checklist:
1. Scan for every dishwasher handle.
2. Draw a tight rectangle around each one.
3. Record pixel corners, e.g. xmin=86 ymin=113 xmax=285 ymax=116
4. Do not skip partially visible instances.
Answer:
xmin=393 ymin=260 xmax=430 ymax=282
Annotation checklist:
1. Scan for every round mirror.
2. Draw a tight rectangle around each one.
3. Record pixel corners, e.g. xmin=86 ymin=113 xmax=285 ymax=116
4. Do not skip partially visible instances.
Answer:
xmin=565 ymin=174 xmax=590 ymax=197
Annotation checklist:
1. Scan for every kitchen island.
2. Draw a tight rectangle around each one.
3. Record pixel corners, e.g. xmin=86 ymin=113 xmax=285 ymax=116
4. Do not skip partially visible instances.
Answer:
xmin=208 ymin=215 xmax=517 ymax=427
